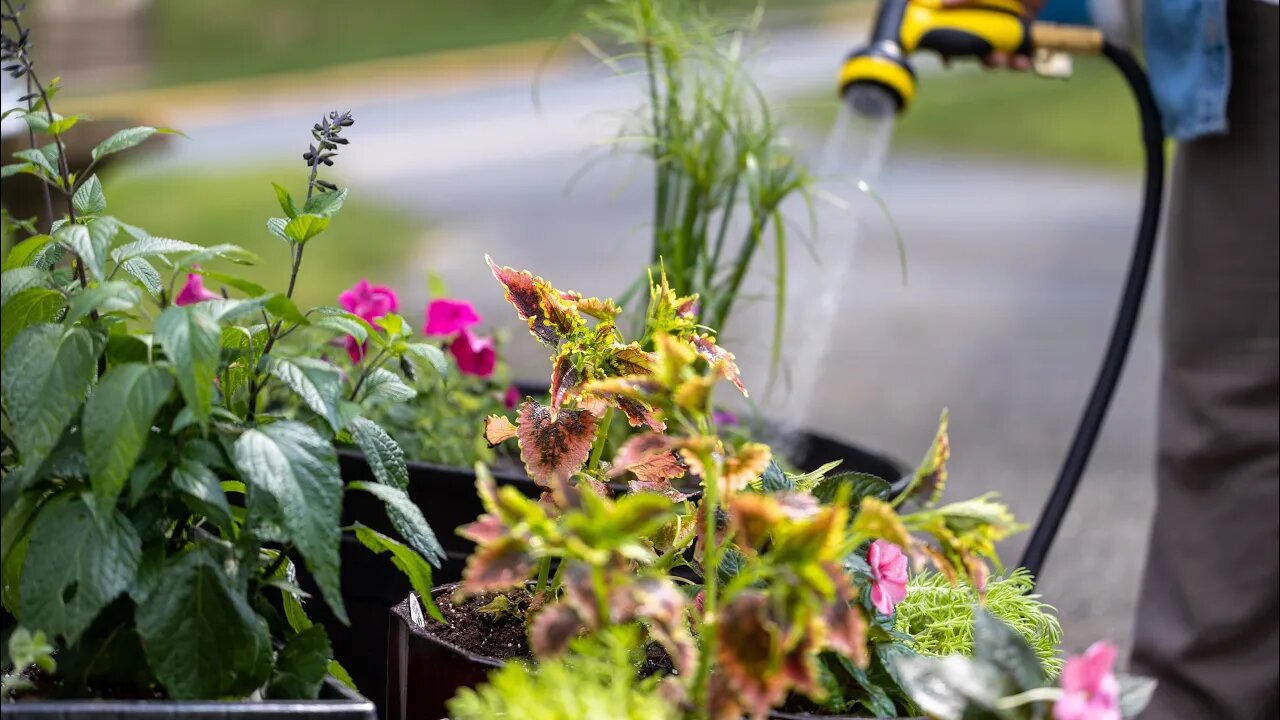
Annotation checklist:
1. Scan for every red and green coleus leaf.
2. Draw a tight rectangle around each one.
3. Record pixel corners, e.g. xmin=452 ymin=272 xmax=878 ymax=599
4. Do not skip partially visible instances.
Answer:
xmin=460 ymin=536 xmax=535 ymax=595
xmin=484 ymin=414 xmax=519 ymax=446
xmin=559 ymin=290 xmax=621 ymax=321
xmin=821 ymin=562 xmax=870 ymax=667
xmin=608 ymin=433 xmax=690 ymax=500
xmin=716 ymin=592 xmax=790 ymax=718
xmin=692 ymin=334 xmax=748 ymax=397
xmin=528 ymin=603 xmax=585 ymax=658
xmin=616 ymin=578 xmax=697 ymax=675
xmin=486 ymin=255 xmax=583 ymax=346
xmin=548 ymin=347 xmax=581 ymax=415
xmin=721 ymin=442 xmax=773 ymax=494
xmin=515 ymin=399 xmax=599 ymax=486
xmin=897 ymin=409 xmax=949 ymax=509
xmin=647 ymin=270 xmax=700 ymax=337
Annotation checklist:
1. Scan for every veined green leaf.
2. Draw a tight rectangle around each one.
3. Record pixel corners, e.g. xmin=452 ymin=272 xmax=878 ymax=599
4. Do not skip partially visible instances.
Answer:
xmin=134 ymin=548 xmax=272 ymax=699
xmin=0 ymin=289 xmax=63 ymax=355
xmin=404 ymin=343 xmax=448 ymax=377
xmin=91 ymin=126 xmax=174 ymax=162
xmin=302 ymin=188 xmax=347 ymax=218
xmin=265 ymin=294 xmax=309 ymax=326
xmin=176 ymin=243 xmax=263 ymax=269
xmin=349 ymin=481 xmax=443 ymax=566
xmin=272 ymin=182 xmax=299 ymax=219
xmin=1 ymin=162 xmax=36 ymax=179
xmin=110 ymin=236 xmax=203 ymax=264
xmin=171 ymin=458 xmax=234 ymax=535
xmin=191 ymin=268 xmax=265 ymax=297
xmin=353 ymin=524 xmax=444 ymax=622
xmin=266 ymin=625 xmax=331 ymax=699
xmin=2 ymin=234 xmax=54 ymax=271
xmin=233 ymin=422 xmax=346 ymax=624
xmin=83 ymin=364 xmax=174 ymax=505
xmin=13 ymin=145 xmax=58 ymax=183
xmin=267 ymin=356 xmax=344 ymax=432
xmin=72 ymin=175 xmax=107 ymax=216
xmin=1 ymin=267 xmax=52 ymax=306
xmin=120 ymin=258 xmax=164 ymax=298
xmin=266 ymin=218 xmax=291 ymax=244
xmin=283 ymin=214 xmax=329 ymax=244
xmin=154 ymin=305 xmax=221 ymax=429
xmin=20 ymin=494 xmax=141 ymax=644
xmin=63 ymin=281 xmax=141 ymax=324
xmin=347 ymin=417 xmax=408 ymax=490
xmin=1 ymin=325 xmax=100 ymax=466
xmin=359 ymin=367 xmax=416 ymax=403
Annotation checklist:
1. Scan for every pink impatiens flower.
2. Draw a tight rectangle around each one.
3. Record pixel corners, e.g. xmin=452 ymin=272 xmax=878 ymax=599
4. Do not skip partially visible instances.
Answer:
xmin=424 ymin=298 xmax=482 ymax=336
xmin=174 ymin=273 xmax=220 ymax=306
xmin=867 ymin=539 xmax=909 ymax=615
xmin=338 ymin=279 xmax=399 ymax=363
xmin=503 ymin=385 xmax=521 ymax=409
xmin=450 ymin=328 xmax=496 ymax=378
xmin=339 ymin=279 xmax=398 ymax=323
xmin=1055 ymin=642 xmax=1121 ymax=720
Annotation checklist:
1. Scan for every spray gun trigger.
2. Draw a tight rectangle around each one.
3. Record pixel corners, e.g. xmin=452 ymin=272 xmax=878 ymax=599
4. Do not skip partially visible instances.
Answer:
xmin=1032 ymin=49 xmax=1073 ymax=79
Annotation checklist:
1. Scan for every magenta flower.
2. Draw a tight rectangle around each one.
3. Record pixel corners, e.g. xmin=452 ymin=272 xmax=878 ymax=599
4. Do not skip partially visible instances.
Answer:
xmin=450 ymin=329 xmax=496 ymax=378
xmin=338 ymin=280 xmax=398 ymax=364
xmin=425 ymin=298 xmax=482 ymax=337
xmin=339 ymin=279 xmax=398 ymax=323
xmin=174 ymin=273 xmax=220 ymax=306
xmin=867 ymin=540 xmax=909 ymax=615
xmin=503 ymin=385 xmax=521 ymax=409
xmin=1055 ymin=642 xmax=1121 ymax=720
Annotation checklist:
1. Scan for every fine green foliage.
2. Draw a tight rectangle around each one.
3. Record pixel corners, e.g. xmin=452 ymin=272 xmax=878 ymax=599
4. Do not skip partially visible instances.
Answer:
xmin=1 ymin=9 xmax=440 ymax=700
xmin=448 ymin=626 xmax=677 ymax=720
xmin=893 ymin=570 xmax=1064 ymax=676
xmin=584 ymin=0 xmax=813 ymax=368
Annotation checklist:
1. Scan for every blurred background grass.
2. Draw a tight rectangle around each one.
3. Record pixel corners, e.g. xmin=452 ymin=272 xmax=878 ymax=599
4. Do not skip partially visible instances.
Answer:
xmin=101 ymin=166 xmax=423 ymax=311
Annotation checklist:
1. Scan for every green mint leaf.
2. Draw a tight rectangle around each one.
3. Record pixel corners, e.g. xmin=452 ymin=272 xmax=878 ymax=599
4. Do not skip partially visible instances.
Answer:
xmin=2 ymin=234 xmax=54 ymax=271
xmin=358 ymin=367 xmax=416 ymax=403
xmin=282 ymin=214 xmax=329 ymax=244
xmin=266 ymin=625 xmax=331 ymax=699
xmin=91 ymin=126 xmax=167 ymax=162
xmin=267 ymin=357 xmax=344 ymax=432
xmin=349 ymin=480 xmax=443 ymax=565
xmin=353 ymin=524 xmax=444 ymax=622
xmin=0 ymin=289 xmax=63 ymax=356
xmin=1 ymin=325 xmax=100 ymax=466
xmin=347 ymin=417 xmax=408 ymax=490
xmin=271 ymin=182 xmax=299 ymax=219
xmin=301 ymin=188 xmax=346 ymax=218
xmin=20 ymin=494 xmax=141 ymax=644
xmin=135 ymin=548 xmax=272 ymax=699
xmin=110 ymin=236 xmax=203 ymax=264
xmin=83 ymin=364 xmax=174 ymax=505
xmin=232 ymin=422 xmax=346 ymax=624
xmin=155 ymin=305 xmax=221 ymax=429
xmin=119 ymin=258 xmax=164 ymax=298
xmin=63 ymin=281 xmax=141 ymax=324
xmin=72 ymin=175 xmax=106 ymax=216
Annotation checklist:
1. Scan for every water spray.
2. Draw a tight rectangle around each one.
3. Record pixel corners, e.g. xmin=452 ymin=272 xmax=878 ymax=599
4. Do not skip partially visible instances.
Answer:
xmin=837 ymin=0 xmax=1166 ymax=581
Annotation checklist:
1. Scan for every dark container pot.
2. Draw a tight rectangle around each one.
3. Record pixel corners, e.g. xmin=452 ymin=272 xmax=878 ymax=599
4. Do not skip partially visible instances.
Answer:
xmin=314 ymin=430 xmax=904 ymax=718
xmin=385 ymin=591 xmax=916 ymax=720
xmin=0 ymin=677 xmax=375 ymax=720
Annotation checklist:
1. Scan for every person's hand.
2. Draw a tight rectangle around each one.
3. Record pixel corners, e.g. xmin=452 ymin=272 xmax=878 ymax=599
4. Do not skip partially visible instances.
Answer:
xmin=939 ymin=0 xmax=1047 ymax=70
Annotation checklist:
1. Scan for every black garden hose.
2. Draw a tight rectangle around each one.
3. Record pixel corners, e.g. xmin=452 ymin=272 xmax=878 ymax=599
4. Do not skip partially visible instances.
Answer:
xmin=1019 ymin=41 xmax=1166 ymax=580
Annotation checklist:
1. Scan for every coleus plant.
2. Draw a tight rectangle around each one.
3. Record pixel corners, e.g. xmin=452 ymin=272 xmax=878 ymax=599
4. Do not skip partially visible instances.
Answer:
xmin=454 ymin=259 xmax=1025 ymax=719
xmin=0 ymin=12 xmax=442 ymax=698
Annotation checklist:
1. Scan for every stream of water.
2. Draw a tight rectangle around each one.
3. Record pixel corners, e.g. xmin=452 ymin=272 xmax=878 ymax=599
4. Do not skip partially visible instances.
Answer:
xmin=772 ymin=85 xmax=898 ymax=462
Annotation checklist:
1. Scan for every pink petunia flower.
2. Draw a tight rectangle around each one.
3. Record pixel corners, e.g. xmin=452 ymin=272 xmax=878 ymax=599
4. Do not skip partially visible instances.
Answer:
xmin=868 ymin=540 xmax=909 ymax=615
xmin=450 ymin=328 xmax=496 ymax=378
xmin=424 ymin=298 xmax=482 ymax=336
xmin=504 ymin=385 xmax=521 ymax=409
xmin=174 ymin=273 xmax=220 ymax=306
xmin=1055 ymin=642 xmax=1121 ymax=720
xmin=343 ymin=335 xmax=365 ymax=364
xmin=339 ymin=279 xmax=398 ymax=323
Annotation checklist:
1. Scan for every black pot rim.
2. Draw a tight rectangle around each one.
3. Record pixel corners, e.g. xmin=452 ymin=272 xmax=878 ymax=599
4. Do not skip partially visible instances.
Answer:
xmin=0 ymin=676 xmax=373 ymax=715
xmin=391 ymin=584 xmax=506 ymax=670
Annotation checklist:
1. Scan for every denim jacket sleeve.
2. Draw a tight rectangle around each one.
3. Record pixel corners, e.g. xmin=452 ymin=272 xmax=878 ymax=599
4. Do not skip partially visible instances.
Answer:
xmin=1143 ymin=0 xmax=1231 ymax=140
xmin=1043 ymin=0 xmax=1231 ymax=140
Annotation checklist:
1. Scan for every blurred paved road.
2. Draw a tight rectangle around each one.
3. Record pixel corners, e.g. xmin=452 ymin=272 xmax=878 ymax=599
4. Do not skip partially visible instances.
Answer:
xmin=137 ymin=22 xmax=1158 ymax=653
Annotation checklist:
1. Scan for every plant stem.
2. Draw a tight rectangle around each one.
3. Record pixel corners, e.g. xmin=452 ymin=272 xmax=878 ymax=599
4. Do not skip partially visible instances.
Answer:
xmin=693 ymin=447 xmax=722 ymax=718
xmin=19 ymin=73 xmax=52 ymax=232
xmin=587 ymin=407 xmax=615 ymax=472
xmin=534 ymin=557 xmax=552 ymax=600
xmin=348 ymin=346 xmax=390 ymax=402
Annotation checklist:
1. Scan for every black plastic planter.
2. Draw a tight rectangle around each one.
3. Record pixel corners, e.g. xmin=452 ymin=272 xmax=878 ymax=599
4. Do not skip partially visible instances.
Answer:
xmin=309 ymin=430 xmax=905 ymax=718
xmin=384 ymin=590 xmax=917 ymax=720
xmin=0 ymin=677 xmax=375 ymax=720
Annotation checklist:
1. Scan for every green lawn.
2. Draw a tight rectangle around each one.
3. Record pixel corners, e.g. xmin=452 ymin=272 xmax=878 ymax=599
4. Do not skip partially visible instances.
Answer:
xmin=790 ymin=57 xmax=1144 ymax=170
xmin=101 ymin=166 xmax=423 ymax=311
xmin=142 ymin=0 xmax=857 ymax=88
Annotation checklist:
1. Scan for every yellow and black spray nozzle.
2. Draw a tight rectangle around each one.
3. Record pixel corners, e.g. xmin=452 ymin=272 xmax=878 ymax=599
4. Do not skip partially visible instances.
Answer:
xmin=840 ymin=0 xmax=1105 ymax=113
